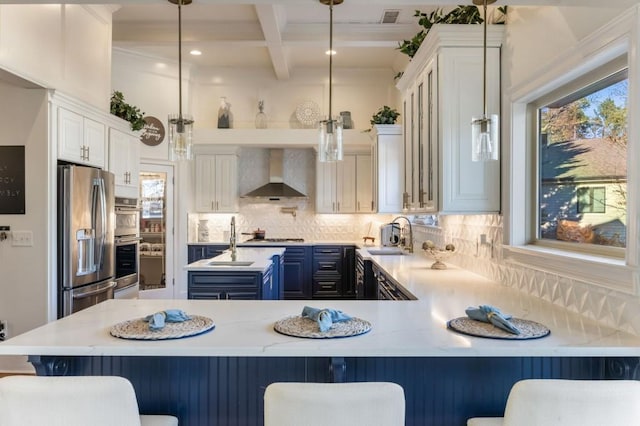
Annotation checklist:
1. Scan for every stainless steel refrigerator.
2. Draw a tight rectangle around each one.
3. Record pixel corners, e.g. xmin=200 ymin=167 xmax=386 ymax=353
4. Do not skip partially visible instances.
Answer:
xmin=58 ymin=165 xmax=116 ymax=318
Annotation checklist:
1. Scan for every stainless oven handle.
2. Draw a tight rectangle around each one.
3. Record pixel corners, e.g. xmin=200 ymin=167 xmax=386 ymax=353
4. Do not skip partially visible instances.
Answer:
xmin=73 ymin=281 xmax=117 ymax=300
xmin=115 ymin=237 xmax=142 ymax=244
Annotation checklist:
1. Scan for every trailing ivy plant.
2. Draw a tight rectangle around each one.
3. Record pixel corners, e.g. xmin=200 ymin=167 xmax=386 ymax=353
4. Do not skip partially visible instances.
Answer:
xmin=398 ymin=6 xmax=508 ymax=59
xmin=110 ymin=91 xmax=146 ymax=131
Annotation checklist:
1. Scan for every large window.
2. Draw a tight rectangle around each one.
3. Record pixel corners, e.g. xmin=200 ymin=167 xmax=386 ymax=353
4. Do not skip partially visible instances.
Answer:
xmin=535 ymin=68 xmax=628 ymax=251
xmin=506 ymin=11 xmax=637 ymax=295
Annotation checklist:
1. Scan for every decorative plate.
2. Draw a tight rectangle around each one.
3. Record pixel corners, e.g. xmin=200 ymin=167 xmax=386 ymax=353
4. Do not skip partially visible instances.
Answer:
xmin=110 ymin=315 xmax=215 ymax=340
xmin=447 ymin=317 xmax=550 ymax=340
xmin=274 ymin=315 xmax=372 ymax=339
xmin=295 ymin=100 xmax=321 ymax=126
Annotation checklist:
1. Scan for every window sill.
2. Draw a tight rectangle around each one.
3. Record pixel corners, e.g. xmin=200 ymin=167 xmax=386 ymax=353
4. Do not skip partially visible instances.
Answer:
xmin=503 ymin=245 xmax=637 ymax=295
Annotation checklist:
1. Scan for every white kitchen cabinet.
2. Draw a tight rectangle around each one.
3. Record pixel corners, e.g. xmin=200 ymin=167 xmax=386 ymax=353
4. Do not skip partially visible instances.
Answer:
xmin=372 ymin=125 xmax=403 ymax=213
xmin=316 ymin=152 xmax=372 ymax=214
xmin=355 ymin=154 xmax=374 ymax=213
xmin=108 ymin=127 xmax=140 ymax=198
xmin=195 ymin=150 xmax=239 ymax=213
xmin=396 ymin=25 xmax=503 ymax=214
xmin=57 ymin=106 xmax=106 ymax=168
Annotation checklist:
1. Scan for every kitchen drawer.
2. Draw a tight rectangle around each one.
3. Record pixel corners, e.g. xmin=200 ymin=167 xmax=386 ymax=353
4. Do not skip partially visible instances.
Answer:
xmin=313 ymin=259 xmax=341 ymax=274
xmin=313 ymin=246 xmax=342 ymax=256
xmin=312 ymin=278 xmax=342 ymax=298
xmin=312 ymin=246 xmax=343 ymax=275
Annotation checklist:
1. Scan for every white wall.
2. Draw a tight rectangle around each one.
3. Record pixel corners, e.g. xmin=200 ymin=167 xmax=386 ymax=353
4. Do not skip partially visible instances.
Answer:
xmin=111 ymin=48 xmax=400 ymax=158
xmin=504 ymin=6 xmax=628 ymax=90
xmin=0 ymin=4 xmax=114 ymax=110
xmin=0 ymin=81 xmax=49 ymax=372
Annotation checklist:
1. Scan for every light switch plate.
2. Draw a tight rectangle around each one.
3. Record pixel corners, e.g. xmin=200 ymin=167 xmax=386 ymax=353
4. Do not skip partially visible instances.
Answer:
xmin=12 ymin=230 xmax=33 ymax=247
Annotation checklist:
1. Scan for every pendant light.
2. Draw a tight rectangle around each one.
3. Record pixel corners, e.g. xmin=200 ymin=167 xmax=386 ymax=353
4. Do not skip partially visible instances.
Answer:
xmin=318 ymin=0 xmax=343 ymax=163
xmin=471 ymin=0 xmax=499 ymax=162
xmin=168 ymin=0 xmax=194 ymax=161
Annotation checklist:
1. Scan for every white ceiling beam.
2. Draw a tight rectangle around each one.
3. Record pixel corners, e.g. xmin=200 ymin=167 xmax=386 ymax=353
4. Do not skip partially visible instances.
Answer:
xmin=3 ymin=0 xmax=636 ymax=6
xmin=255 ymin=4 xmax=290 ymax=80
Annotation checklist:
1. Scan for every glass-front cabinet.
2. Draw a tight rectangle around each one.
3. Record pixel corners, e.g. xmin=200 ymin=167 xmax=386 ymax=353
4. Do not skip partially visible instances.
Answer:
xmin=397 ymin=24 xmax=503 ymax=214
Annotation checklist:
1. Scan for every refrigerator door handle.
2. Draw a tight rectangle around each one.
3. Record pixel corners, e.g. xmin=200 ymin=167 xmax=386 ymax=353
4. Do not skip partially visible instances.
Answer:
xmin=72 ymin=281 xmax=116 ymax=300
xmin=92 ymin=177 xmax=107 ymax=271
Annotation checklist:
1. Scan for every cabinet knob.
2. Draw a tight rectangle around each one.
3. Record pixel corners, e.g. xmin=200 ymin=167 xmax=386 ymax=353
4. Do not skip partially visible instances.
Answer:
xmin=86 ymin=145 xmax=90 ymax=160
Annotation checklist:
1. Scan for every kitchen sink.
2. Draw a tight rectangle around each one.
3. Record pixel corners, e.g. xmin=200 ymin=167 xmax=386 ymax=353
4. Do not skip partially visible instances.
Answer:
xmin=366 ymin=247 xmax=406 ymax=255
xmin=208 ymin=260 xmax=254 ymax=266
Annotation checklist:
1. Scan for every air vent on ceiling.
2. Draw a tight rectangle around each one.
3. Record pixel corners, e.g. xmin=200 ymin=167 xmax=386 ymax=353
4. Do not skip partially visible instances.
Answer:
xmin=381 ymin=9 xmax=400 ymax=24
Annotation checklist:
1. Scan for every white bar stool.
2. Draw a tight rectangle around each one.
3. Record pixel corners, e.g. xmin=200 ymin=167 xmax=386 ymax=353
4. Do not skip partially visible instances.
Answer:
xmin=468 ymin=379 xmax=640 ymax=426
xmin=264 ymin=382 xmax=405 ymax=426
xmin=0 ymin=375 xmax=178 ymax=426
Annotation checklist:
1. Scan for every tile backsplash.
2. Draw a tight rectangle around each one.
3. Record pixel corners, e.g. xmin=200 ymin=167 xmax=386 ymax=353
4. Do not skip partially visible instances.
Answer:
xmin=413 ymin=214 xmax=640 ymax=337
xmin=189 ymin=148 xmax=394 ymax=243
xmin=189 ymin=148 xmax=640 ymax=336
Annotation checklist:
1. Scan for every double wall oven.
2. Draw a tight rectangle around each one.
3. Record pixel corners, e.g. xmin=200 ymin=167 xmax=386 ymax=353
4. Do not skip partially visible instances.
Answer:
xmin=114 ymin=197 xmax=140 ymax=299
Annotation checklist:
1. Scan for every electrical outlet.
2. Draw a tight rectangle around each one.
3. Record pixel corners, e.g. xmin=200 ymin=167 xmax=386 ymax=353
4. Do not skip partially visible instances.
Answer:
xmin=0 ymin=320 xmax=7 ymax=341
xmin=12 ymin=230 xmax=33 ymax=247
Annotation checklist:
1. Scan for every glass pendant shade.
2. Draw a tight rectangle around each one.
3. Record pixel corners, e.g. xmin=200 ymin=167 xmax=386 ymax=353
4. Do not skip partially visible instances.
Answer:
xmin=471 ymin=0 xmax=498 ymax=162
xmin=168 ymin=113 xmax=193 ymax=161
xmin=318 ymin=117 xmax=343 ymax=162
xmin=471 ymin=114 xmax=499 ymax=161
xmin=318 ymin=0 xmax=343 ymax=162
xmin=168 ymin=0 xmax=193 ymax=162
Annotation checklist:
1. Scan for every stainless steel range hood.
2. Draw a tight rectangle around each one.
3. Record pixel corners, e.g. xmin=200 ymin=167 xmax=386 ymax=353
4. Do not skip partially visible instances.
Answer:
xmin=241 ymin=149 xmax=307 ymax=199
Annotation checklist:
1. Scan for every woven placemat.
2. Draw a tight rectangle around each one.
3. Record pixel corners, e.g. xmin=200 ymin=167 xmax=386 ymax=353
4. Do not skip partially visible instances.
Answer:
xmin=274 ymin=316 xmax=372 ymax=339
xmin=110 ymin=315 xmax=215 ymax=340
xmin=447 ymin=317 xmax=550 ymax=340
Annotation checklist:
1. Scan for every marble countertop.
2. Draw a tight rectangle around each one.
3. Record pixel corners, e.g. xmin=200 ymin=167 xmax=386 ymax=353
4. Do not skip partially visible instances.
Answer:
xmin=184 ymin=247 xmax=285 ymax=272
xmin=2 ymin=249 xmax=640 ymax=358
xmin=189 ymin=240 xmax=363 ymax=246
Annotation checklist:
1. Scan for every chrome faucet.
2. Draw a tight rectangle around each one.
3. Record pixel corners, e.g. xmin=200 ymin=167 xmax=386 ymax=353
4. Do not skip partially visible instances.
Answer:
xmin=230 ymin=216 xmax=237 ymax=260
xmin=392 ymin=216 xmax=413 ymax=253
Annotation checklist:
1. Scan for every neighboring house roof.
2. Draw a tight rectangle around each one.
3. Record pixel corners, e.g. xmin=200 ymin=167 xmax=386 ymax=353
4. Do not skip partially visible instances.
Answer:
xmin=541 ymin=137 xmax=627 ymax=182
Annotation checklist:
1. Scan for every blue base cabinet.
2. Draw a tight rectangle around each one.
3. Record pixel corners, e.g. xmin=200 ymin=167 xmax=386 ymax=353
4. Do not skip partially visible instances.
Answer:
xmin=188 ymin=254 xmax=283 ymax=300
xmin=282 ymin=246 xmax=312 ymax=299
xmin=187 ymin=244 xmax=229 ymax=263
xmin=188 ymin=271 xmax=265 ymax=300
xmin=29 ymin=355 xmax=624 ymax=426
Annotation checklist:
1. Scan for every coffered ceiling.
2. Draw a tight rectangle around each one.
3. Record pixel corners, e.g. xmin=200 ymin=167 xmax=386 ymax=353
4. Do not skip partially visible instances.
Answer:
xmin=8 ymin=0 xmax=640 ymax=79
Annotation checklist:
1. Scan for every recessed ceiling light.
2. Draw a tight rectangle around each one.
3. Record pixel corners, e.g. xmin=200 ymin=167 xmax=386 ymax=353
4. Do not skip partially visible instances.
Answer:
xmin=325 ymin=49 xmax=337 ymax=56
xmin=190 ymin=50 xmax=202 ymax=56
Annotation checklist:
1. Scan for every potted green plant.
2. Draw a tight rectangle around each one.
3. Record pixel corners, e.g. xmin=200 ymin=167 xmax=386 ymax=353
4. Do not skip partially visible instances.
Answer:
xmin=365 ymin=106 xmax=400 ymax=132
xmin=398 ymin=5 xmax=507 ymax=59
xmin=110 ymin=91 xmax=146 ymax=131
xmin=371 ymin=106 xmax=400 ymax=125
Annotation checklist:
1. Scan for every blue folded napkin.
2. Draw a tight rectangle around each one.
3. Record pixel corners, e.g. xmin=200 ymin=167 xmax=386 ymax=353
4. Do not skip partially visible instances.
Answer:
xmin=465 ymin=305 xmax=520 ymax=335
xmin=301 ymin=306 xmax=352 ymax=332
xmin=143 ymin=309 xmax=191 ymax=330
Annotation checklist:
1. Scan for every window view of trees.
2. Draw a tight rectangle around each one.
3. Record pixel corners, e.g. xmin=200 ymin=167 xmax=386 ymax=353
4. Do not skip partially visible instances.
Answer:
xmin=538 ymin=72 xmax=627 ymax=248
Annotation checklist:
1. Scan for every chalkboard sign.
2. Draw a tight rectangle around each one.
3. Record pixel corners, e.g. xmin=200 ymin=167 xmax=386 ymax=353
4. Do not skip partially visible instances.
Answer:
xmin=140 ymin=116 xmax=165 ymax=147
xmin=0 ymin=146 xmax=25 ymax=214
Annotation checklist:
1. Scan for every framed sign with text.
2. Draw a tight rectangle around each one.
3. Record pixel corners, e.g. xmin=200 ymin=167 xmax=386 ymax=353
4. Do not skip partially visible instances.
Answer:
xmin=140 ymin=116 xmax=165 ymax=146
xmin=0 ymin=145 xmax=25 ymax=214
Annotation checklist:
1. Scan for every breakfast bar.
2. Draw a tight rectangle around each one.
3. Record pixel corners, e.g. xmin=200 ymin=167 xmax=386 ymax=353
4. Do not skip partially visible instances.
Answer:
xmin=2 ymin=253 xmax=640 ymax=425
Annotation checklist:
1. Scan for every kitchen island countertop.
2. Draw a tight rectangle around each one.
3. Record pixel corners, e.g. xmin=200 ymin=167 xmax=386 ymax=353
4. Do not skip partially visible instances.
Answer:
xmin=2 ymin=250 xmax=640 ymax=358
xmin=184 ymin=247 xmax=285 ymax=272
